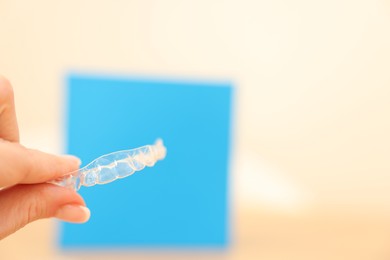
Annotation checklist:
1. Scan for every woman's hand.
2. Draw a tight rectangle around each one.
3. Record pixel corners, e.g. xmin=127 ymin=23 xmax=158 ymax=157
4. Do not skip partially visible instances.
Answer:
xmin=0 ymin=76 xmax=90 ymax=240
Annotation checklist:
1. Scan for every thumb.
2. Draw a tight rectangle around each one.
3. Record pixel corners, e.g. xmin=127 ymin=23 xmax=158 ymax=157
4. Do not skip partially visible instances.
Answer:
xmin=0 ymin=184 xmax=90 ymax=240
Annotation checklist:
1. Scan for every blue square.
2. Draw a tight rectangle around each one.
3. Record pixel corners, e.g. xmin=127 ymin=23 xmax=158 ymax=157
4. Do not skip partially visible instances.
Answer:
xmin=59 ymin=74 xmax=233 ymax=248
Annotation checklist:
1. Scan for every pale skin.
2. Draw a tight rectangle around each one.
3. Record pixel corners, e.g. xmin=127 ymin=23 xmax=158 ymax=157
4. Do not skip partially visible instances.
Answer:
xmin=0 ymin=75 xmax=90 ymax=240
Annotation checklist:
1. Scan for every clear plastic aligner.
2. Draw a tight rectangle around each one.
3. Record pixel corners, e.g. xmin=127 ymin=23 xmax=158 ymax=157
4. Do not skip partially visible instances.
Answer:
xmin=50 ymin=139 xmax=166 ymax=191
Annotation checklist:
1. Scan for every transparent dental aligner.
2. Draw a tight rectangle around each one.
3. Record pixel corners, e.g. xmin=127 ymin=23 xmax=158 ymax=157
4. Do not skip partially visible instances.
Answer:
xmin=50 ymin=139 xmax=166 ymax=191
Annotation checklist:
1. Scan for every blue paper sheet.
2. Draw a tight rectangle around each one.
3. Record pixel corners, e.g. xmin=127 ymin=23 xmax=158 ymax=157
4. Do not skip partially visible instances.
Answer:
xmin=59 ymin=74 xmax=233 ymax=248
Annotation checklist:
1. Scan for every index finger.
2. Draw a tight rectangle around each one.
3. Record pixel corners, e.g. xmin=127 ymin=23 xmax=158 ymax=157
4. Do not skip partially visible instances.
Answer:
xmin=0 ymin=75 xmax=19 ymax=143
xmin=0 ymin=141 xmax=81 ymax=188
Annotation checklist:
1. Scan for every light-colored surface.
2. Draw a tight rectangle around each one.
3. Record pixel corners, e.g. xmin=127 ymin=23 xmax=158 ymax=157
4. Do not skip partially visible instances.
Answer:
xmin=1 ymin=0 xmax=390 ymax=259
xmin=1 ymin=207 xmax=390 ymax=260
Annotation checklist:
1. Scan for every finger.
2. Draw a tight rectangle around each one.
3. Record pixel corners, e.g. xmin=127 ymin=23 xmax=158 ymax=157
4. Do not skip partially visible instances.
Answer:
xmin=0 ymin=183 xmax=90 ymax=240
xmin=0 ymin=141 xmax=81 ymax=188
xmin=0 ymin=75 xmax=19 ymax=142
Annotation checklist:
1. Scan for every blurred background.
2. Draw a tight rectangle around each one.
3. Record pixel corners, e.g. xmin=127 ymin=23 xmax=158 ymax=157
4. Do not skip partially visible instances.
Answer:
xmin=1 ymin=0 xmax=390 ymax=259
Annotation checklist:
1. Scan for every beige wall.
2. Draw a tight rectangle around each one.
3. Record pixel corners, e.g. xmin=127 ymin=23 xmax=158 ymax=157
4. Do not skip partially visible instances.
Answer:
xmin=1 ymin=0 xmax=390 ymax=212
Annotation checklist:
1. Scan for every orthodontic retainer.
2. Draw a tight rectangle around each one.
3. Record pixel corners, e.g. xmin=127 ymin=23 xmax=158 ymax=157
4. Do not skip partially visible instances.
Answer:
xmin=50 ymin=139 xmax=166 ymax=191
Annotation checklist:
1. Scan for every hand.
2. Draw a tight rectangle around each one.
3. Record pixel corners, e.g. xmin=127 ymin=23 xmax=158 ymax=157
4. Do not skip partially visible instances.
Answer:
xmin=0 ymin=76 xmax=90 ymax=240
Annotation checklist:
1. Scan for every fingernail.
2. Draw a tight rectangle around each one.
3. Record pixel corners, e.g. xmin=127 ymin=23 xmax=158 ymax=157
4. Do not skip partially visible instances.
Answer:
xmin=55 ymin=205 xmax=90 ymax=223
xmin=61 ymin=155 xmax=82 ymax=166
